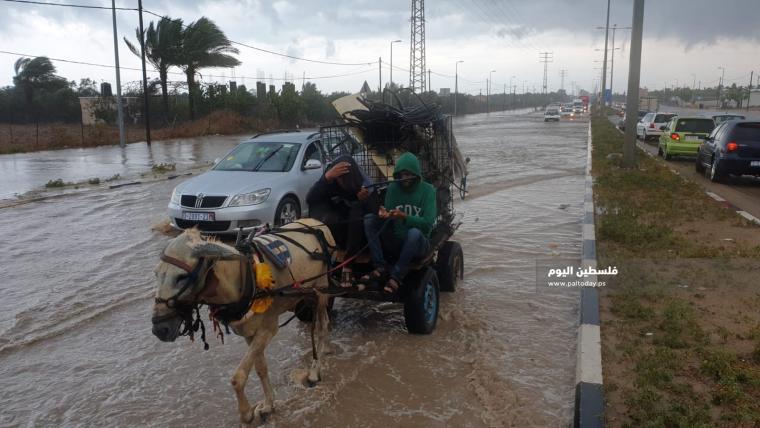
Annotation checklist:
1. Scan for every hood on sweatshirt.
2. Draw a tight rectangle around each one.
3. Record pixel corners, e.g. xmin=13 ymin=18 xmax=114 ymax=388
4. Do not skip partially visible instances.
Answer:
xmin=393 ymin=152 xmax=422 ymax=177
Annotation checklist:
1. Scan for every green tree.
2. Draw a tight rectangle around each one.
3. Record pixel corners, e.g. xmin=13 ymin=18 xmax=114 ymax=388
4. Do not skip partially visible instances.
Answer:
xmin=13 ymin=56 xmax=67 ymax=121
xmin=124 ymin=16 xmax=183 ymax=123
xmin=178 ymin=17 xmax=240 ymax=120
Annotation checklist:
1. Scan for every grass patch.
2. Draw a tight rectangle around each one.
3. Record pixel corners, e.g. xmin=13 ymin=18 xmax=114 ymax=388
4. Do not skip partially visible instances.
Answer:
xmin=45 ymin=178 xmax=69 ymax=188
xmin=151 ymin=162 xmax=176 ymax=174
xmin=594 ymin=113 xmax=760 ymax=426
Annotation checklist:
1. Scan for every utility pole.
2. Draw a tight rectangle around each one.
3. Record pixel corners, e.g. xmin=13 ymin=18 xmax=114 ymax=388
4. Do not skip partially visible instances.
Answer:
xmin=559 ymin=69 xmax=567 ymax=93
xmin=487 ymin=69 xmax=495 ymax=114
xmin=110 ymin=0 xmax=125 ymax=148
xmin=747 ymin=71 xmax=754 ymax=112
xmin=503 ymin=83 xmax=506 ymax=111
xmin=716 ymin=67 xmax=725 ymax=108
xmin=378 ymin=57 xmax=382 ymax=95
xmin=454 ymin=60 xmax=463 ymax=116
xmin=600 ymin=0 xmax=611 ymax=108
xmin=428 ymin=68 xmax=432 ymax=93
xmin=609 ymin=24 xmax=631 ymax=104
xmin=137 ymin=0 xmax=151 ymax=145
xmin=623 ymin=0 xmax=644 ymax=169
xmin=409 ymin=0 xmax=426 ymax=92
xmin=390 ymin=39 xmax=401 ymax=93
xmin=539 ymin=52 xmax=553 ymax=97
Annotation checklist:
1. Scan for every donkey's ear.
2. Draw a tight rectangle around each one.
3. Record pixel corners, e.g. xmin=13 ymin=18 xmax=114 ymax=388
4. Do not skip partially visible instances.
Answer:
xmin=191 ymin=243 xmax=239 ymax=260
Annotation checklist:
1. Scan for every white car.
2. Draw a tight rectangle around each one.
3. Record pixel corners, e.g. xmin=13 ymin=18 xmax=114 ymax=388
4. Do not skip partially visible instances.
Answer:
xmin=544 ymin=108 xmax=560 ymax=122
xmin=636 ymin=112 xmax=676 ymax=141
xmin=167 ymin=131 xmax=326 ymax=233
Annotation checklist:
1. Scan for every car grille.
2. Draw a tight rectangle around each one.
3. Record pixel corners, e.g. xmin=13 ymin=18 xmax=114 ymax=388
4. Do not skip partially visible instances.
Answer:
xmin=180 ymin=195 xmax=227 ymax=208
xmin=175 ymin=219 xmax=231 ymax=232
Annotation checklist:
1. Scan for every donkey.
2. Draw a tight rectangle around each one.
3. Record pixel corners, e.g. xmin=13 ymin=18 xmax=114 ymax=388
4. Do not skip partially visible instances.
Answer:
xmin=151 ymin=218 xmax=336 ymax=425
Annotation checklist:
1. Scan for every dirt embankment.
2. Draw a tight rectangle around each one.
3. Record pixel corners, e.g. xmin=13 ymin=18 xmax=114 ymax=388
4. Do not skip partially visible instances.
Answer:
xmin=0 ymin=110 xmax=282 ymax=154
xmin=591 ymin=115 xmax=760 ymax=427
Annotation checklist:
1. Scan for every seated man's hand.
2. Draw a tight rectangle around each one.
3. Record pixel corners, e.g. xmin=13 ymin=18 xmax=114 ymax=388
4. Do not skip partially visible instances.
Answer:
xmin=389 ymin=209 xmax=407 ymax=220
xmin=325 ymin=161 xmax=351 ymax=182
xmin=378 ymin=206 xmax=390 ymax=219
xmin=356 ymin=186 xmax=369 ymax=201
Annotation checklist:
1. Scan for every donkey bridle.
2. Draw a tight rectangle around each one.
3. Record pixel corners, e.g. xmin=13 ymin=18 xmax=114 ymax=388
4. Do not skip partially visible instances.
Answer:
xmin=153 ymin=252 xmax=258 ymax=326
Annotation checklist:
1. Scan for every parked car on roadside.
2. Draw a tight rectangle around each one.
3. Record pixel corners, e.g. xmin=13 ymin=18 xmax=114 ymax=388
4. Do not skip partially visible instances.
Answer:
xmin=544 ymin=108 xmax=561 ymax=122
xmin=657 ymin=116 xmax=715 ymax=160
xmin=712 ymin=114 xmax=746 ymax=126
xmin=618 ymin=110 xmax=648 ymax=131
xmin=696 ymin=121 xmax=760 ymax=182
xmin=636 ymin=112 xmax=676 ymax=141
xmin=167 ymin=131 xmax=326 ymax=233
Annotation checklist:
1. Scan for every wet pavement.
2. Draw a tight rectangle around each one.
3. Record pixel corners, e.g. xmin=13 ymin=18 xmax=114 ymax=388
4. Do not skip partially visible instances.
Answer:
xmin=0 ymin=111 xmax=588 ymax=427
xmin=0 ymin=134 xmax=247 ymax=200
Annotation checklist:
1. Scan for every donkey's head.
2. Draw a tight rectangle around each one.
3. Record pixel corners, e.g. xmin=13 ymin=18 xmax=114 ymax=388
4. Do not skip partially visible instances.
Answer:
xmin=151 ymin=229 xmax=239 ymax=342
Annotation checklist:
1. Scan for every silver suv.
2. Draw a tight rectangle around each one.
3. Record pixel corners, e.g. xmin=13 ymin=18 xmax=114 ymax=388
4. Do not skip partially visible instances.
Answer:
xmin=168 ymin=131 xmax=326 ymax=233
xmin=636 ymin=112 xmax=676 ymax=141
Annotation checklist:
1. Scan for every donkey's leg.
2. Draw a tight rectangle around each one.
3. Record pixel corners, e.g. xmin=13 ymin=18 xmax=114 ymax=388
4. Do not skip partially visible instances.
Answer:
xmin=232 ymin=322 xmax=277 ymax=424
xmin=308 ymin=293 xmax=330 ymax=384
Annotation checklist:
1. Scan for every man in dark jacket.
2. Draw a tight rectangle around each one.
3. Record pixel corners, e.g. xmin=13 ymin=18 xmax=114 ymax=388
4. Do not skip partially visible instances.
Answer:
xmin=306 ymin=155 xmax=378 ymax=286
xmin=363 ymin=152 xmax=436 ymax=293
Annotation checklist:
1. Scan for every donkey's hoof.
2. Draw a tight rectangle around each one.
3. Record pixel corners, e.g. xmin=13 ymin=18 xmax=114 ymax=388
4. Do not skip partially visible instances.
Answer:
xmin=307 ymin=369 xmax=321 ymax=387
xmin=254 ymin=402 xmax=273 ymax=422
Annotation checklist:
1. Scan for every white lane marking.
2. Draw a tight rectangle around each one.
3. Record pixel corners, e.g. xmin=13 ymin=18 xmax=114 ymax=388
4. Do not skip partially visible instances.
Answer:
xmin=705 ymin=191 xmax=726 ymax=202
xmin=576 ymin=324 xmax=603 ymax=385
xmin=737 ymin=211 xmax=760 ymax=225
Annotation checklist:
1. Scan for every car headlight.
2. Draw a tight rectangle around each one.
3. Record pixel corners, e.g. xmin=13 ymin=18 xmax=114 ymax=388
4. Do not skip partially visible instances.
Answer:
xmin=170 ymin=187 xmax=181 ymax=205
xmin=228 ymin=189 xmax=271 ymax=207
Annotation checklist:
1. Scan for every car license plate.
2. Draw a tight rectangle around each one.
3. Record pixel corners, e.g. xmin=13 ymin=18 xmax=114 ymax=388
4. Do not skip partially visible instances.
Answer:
xmin=751 ymin=161 xmax=760 ymax=167
xmin=685 ymin=135 xmax=703 ymax=142
xmin=182 ymin=211 xmax=215 ymax=221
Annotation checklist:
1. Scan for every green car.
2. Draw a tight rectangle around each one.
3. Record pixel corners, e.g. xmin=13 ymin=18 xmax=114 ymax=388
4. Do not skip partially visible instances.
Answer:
xmin=658 ymin=116 xmax=716 ymax=160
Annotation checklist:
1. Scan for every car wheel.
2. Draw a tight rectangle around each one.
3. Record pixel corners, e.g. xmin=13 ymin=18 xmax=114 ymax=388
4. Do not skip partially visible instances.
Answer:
xmin=709 ymin=157 xmax=725 ymax=183
xmin=275 ymin=196 xmax=300 ymax=226
xmin=695 ymin=155 xmax=706 ymax=173
xmin=663 ymin=145 xmax=672 ymax=160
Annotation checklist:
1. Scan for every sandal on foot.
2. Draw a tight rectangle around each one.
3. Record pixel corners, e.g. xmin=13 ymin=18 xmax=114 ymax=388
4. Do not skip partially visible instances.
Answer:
xmin=358 ymin=267 xmax=387 ymax=285
xmin=339 ymin=268 xmax=354 ymax=288
xmin=383 ymin=277 xmax=400 ymax=294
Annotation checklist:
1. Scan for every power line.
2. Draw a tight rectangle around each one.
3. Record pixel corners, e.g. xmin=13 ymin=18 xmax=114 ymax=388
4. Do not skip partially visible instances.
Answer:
xmin=0 ymin=49 xmax=376 ymax=82
xmin=141 ymin=9 xmax=375 ymax=67
xmin=2 ymin=0 xmax=377 ymax=67
xmin=1 ymin=0 xmax=135 ymax=10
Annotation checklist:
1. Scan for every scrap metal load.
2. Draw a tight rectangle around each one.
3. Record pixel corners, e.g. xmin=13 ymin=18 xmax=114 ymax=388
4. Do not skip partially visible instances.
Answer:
xmin=321 ymin=92 xmax=468 ymax=240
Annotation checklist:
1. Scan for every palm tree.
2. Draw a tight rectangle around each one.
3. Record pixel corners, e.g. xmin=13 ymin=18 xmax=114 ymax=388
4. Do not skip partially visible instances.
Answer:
xmin=13 ymin=57 xmax=66 ymax=105
xmin=13 ymin=56 xmax=66 ymax=122
xmin=124 ymin=17 xmax=183 ymax=123
xmin=178 ymin=17 xmax=240 ymax=120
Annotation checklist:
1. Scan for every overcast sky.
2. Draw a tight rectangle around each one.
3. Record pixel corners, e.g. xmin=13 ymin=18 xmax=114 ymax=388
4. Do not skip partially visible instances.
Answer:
xmin=1 ymin=0 xmax=758 ymax=95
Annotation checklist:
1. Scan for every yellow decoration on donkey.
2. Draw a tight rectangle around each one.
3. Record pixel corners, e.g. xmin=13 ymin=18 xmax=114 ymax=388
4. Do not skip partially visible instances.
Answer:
xmin=251 ymin=261 xmax=275 ymax=313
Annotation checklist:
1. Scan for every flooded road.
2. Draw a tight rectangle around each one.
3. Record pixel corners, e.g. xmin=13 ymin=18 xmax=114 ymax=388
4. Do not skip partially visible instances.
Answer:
xmin=0 ymin=111 xmax=587 ymax=427
xmin=0 ymin=134 xmax=246 ymax=200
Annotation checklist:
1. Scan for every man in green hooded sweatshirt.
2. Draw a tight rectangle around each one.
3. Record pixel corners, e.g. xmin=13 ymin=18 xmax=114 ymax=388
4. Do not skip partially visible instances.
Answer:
xmin=363 ymin=152 xmax=437 ymax=293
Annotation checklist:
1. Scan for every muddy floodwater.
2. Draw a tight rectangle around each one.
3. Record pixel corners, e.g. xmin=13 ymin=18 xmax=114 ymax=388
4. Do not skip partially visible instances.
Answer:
xmin=0 ymin=111 xmax=587 ymax=427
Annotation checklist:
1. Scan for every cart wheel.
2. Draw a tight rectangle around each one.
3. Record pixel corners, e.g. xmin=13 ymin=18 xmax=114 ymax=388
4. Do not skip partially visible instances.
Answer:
xmin=403 ymin=268 xmax=439 ymax=334
xmin=295 ymin=297 xmax=335 ymax=323
xmin=435 ymin=241 xmax=463 ymax=292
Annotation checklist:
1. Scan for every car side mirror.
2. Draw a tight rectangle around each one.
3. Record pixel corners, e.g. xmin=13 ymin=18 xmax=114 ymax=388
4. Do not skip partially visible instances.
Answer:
xmin=303 ymin=159 xmax=322 ymax=170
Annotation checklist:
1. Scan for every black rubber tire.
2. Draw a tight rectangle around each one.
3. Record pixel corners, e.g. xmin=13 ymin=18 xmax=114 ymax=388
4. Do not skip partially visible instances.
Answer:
xmin=709 ymin=157 xmax=725 ymax=183
xmin=403 ymin=268 xmax=439 ymax=335
xmin=695 ymin=156 xmax=706 ymax=173
xmin=435 ymin=241 xmax=463 ymax=292
xmin=274 ymin=196 xmax=300 ymax=226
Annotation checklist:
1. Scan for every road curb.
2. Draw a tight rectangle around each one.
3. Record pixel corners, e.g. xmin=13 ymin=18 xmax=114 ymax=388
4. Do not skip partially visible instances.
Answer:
xmin=574 ymin=122 xmax=604 ymax=428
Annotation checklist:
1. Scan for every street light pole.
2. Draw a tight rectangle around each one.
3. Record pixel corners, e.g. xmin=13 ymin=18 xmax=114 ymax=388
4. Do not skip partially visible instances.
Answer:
xmin=390 ymin=39 xmax=401 ymax=93
xmin=137 ymin=0 xmax=151 ymax=146
xmin=600 ymin=0 xmax=611 ymax=108
xmin=454 ymin=60 xmax=463 ymax=116
xmin=623 ymin=0 xmax=645 ymax=169
xmin=717 ymin=66 xmax=725 ymax=108
xmin=510 ymin=75 xmax=515 ymax=108
xmin=487 ymin=69 xmax=495 ymax=114
xmin=110 ymin=0 xmax=125 ymax=148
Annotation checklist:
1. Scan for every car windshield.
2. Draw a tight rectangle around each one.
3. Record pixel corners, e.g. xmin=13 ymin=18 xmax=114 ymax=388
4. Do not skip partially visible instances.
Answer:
xmin=730 ymin=123 xmax=760 ymax=142
xmin=547 ymin=109 xmax=559 ymax=114
xmin=654 ymin=114 xmax=675 ymax=123
xmin=674 ymin=119 xmax=715 ymax=133
xmin=214 ymin=141 xmax=301 ymax=172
